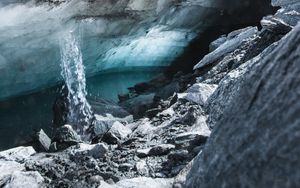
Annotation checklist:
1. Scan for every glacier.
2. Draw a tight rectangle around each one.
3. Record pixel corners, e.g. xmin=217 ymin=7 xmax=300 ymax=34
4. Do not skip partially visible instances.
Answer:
xmin=0 ymin=0 xmax=273 ymax=100
xmin=0 ymin=0 xmax=198 ymax=100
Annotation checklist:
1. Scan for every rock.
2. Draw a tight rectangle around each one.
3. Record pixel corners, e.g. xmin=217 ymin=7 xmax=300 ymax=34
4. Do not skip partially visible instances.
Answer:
xmin=0 ymin=161 xmax=24 ymax=186
xmin=205 ymin=40 xmax=280 ymax=128
xmin=194 ymin=27 xmax=258 ymax=70
xmin=3 ymin=171 xmax=44 ymax=188
xmin=120 ymin=93 xmax=156 ymax=118
xmin=52 ymin=125 xmax=81 ymax=150
xmin=174 ymin=132 xmax=208 ymax=151
xmin=49 ymin=142 xmax=57 ymax=152
xmin=149 ymin=144 xmax=176 ymax=156
xmin=71 ymin=143 xmax=108 ymax=159
xmin=34 ymin=129 xmax=51 ymax=152
xmin=88 ymin=175 xmax=103 ymax=184
xmin=135 ymin=160 xmax=150 ymax=176
xmin=0 ymin=147 xmax=36 ymax=162
xmin=178 ymin=83 xmax=217 ymax=105
xmin=272 ymin=0 xmax=300 ymax=6
xmin=168 ymin=150 xmax=190 ymax=162
xmin=91 ymin=114 xmax=134 ymax=141
xmin=209 ymin=35 xmax=227 ymax=52
xmin=101 ymin=132 xmax=120 ymax=145
xmin=118 ymin=163 xmax=134 ymax=172
xmin=114 ymin=177 xmax=174 ymax=188
xmin=145 ymin=108 xmax=162 ymax=118
xmin=185 ymin=23 xmax=300 ymax=188
xmin=88 ymin=97 xmax=131 ymax=118
xmin=136 ymin=148 xmax=151 ymax=158
xmin=261 ymin=15 xmax=293 ymax=34
xmin=109 ymin=121 xmax=132 ymax=140
xmin=156 ymin=81 xmax=182 ymax=100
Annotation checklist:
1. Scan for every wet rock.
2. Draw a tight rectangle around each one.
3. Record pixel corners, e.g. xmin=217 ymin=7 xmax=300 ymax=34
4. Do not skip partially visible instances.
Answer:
xmin=52 ymin=125 xmax=81 ymax=150
xmin=88 ymin=97 xmax=131 ymax=118
xmin=120 ymin=93 xmax=156 ymax=118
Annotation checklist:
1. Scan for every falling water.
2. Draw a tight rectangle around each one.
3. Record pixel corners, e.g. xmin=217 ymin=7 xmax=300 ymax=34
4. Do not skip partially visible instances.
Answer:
xmin=60 ymin=30 xmax=93 ymax=137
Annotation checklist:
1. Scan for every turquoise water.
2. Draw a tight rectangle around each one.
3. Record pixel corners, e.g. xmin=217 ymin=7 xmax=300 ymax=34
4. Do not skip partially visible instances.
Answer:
xmin=0 ymin=70 xmax=161 ymax=150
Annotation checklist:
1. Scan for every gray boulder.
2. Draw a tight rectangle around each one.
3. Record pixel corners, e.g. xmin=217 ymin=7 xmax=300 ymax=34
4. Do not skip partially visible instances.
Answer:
xmin=185 ymin=24 xmax=300 ymax=188
xmin=3 ymin=171 xmax=44 ymax=188
xmin=0 ymin=146 xmax=36 ymax=163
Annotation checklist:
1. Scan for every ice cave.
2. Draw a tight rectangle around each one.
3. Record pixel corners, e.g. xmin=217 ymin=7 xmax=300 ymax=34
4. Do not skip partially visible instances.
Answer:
xmin=0 ymin=0 xmax=299 ymax=187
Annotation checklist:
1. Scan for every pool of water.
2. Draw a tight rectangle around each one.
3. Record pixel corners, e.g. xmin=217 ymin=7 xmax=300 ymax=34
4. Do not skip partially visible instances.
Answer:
xmin=0 ymin=70 xmax=161 ymax=150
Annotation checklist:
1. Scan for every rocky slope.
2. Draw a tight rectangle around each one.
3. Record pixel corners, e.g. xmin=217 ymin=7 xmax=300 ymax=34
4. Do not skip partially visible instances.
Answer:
xmin=1 ymin=0 xmax=300 ymax=188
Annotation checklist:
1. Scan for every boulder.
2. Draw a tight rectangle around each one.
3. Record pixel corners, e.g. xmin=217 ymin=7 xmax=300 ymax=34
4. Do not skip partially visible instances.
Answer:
xmin=185 ymin=24 xmax=300 ymax=188
xmin=149 ymin=144 xmax=176 ymax=156
xmin=3 ymin=171 xmax=44 ymax=188
xmin=0 ymin=161 xmax=24 ymax=186
xmin=108 ymin=121 xmax=132 ymax=140
xmin=70 ymin=143 xmax=108 ymax=159
xmin=0 ymin=147 xmax=36 ymax=162
xmin=194 ymin=27 xmax=258 ymax=70
xmin=178 ymin=83 xmax=217 ymax=105
xmin=52 ymin=125 xmax=81 ymax=150
xmin=34 ymin=129 xmax=51 ymax=152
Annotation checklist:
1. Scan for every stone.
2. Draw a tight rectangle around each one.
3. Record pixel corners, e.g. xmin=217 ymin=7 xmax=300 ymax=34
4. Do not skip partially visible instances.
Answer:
xmin=149 ymin=144 xmax=176 ymax=156
xmin=92 ymin=114 xmax=134 ymax=141
xmin=101 ymin=132 xmax=120 ymax=145
xmin=34 ymin=129 xmax=51 ymax=152
xmin=3 ymin=171 xmax=44 ymax=188
xmin=52 ymin=125 xmax=81 ymax=150
xmin=272 ymin=0 xmax=300 ymax=6
xmin=135 ymin=160 xmax=150 ymax=176
xmin=136 ymin=148 xmax=151 ymax=158
xmin=0 ymin=160 xmax=24 ymax=186
xmin=71 ymin=143 xmax=108 ymax=159
xmin=0 ymin=146 xmax=36 ymax=162
xmin=109 ymin=121 xmax=132 ymax=140
xmin=174 ymin=132 xmax=208 ymax=151
xmin=185 ymin=23 xmax=300 ymax=188
xmin=115 ymin=177 xmax=174 ymax=188
xmin=178 ymin=83 xmax=217 ymax=105
xmin=194 ymin=27 xmax=258 ymax=70
xmin=118 ymin=163 xmax=134 ymax=172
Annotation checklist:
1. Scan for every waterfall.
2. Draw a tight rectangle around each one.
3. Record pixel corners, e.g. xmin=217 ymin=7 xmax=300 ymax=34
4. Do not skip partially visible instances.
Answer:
xmin=60 ymin=30 xmax=93 ymax=137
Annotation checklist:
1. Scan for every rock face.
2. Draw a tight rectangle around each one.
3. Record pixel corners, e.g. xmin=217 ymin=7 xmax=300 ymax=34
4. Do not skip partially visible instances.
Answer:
xmin=185 ymin=1 xmax=300 ymax=187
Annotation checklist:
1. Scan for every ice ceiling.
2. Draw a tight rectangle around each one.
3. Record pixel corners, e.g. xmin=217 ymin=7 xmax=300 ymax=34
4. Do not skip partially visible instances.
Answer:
xmin=0 ymin=0 xmax=272 ymax=99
